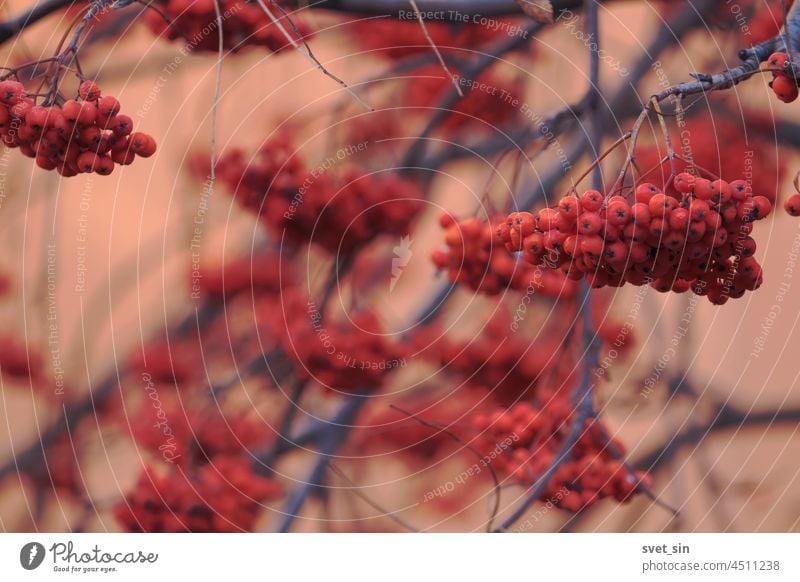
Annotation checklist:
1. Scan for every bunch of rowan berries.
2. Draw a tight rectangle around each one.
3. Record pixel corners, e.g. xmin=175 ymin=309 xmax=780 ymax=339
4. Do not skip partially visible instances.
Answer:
xmin=130 ymin=335 xmax=203 ymax=385
xmin=127 ymin=404 xmax=270 ymax=466
xmin=144 ymin=0 xmax=312 ymax=53
xmin=0 ymin=79 xmax=155 ymax=176
xmin=432 ymin=213 xmax=578 ymax=296
xmin=217 ymin=134 xmax=423 ymax=254
xmin=115 ymin=456 xmax=282 ymax=532
xmin=214 ymin=130 xmax=303 ymax=209
xmin=635 ymin=112 xmax=784 ymax=202
xmin=427 ymin=313 xmax=564 ymax=405
xmin=767 ymin=52 xmax=799 ymax=103
xmin=470 ymin=401 xmax=650 ymax=512
xmin=281 ymin=297 xmax=405 ymax=394
xmin=497 ymin=174 xmax=776 ymax=304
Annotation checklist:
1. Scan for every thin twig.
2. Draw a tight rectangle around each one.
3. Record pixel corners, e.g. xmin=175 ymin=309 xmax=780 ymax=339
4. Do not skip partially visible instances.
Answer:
xmin=408 ymin=0 xmax=462 ymax=97
xmin=256 ymin=0 xmax=372 ymax=110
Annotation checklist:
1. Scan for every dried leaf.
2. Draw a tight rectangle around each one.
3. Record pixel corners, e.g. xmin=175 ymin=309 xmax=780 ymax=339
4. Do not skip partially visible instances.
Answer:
xmin=515 ymin=0 xmax=554 ymax=23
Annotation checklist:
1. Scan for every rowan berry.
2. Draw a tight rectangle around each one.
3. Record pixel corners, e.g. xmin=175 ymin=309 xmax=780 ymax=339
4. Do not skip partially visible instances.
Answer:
xmin=94 ymin=155 xmax=113 ymax=175
xmin=10 ymin=99 xmax=32 ymax=120
xmin=704 ymin=210 xmax=722 ymax=231
xmin=673 ymin=172 xmax=695 ymax=194
xmin=510 ymin=212 xmax=534 ymax=236
xmin=78 ymin=80 xmax=101 ymax=101
xmin=729 ymin=179 xmax=751 ymax=201
xmin=689 ymin=199 xmax=710 ymax=221
xmin=687 ymin=220 xmax=707 ymax=241
xmin=669 ymin=207 xmax=690 ymax=231
xmin=129 ymin=132 xmax=157 ymax=157
xmin=649 ymin=218 xmax=668 ymax=238
xmin=693 ymin=178 xmax=715 ymax=201
xmin=767 ymin=52 xmax=790 ymax=76
xmin=536 ymin=207 xmax=559 ymax=231
xmin=663 ymin=230 xmax=685 ymax=250
xmin=751 ymin=195 xmax=773 ymax=219
xmin=603 ymin=241 xmax=627 ymax=263
xmin=97 ymin=95 xmax=121 ymax=117
xmin=606 ymin=200 xmax=632 ymax=226
xmin=772 ymin=75 xmax=799 ymax=103
xmin=76 ymin=152 xmax=98 ymax=173
xmin=581 ymin=235 xmax=604 ymax=257
xmin=578 ymin=212 xmax=603 ymax=235
xmin=25 ymin=106 xmax=50 ymax=132
xmin=784 ymin=193 xmax=800 ymax=216
xmin=524 ymin=232 xmax=545 ymax=254
xmin=558 ymin=195 xmax=581 ymax=219
xmin=711 ymin=179 xmax=732 ymax=203
xmin=62 ymin=99 xmax=94 ymax=125
xmin=635 ymin=182 xmax=660 ymax=203
xmin=648 ymin=193 xmax=675 ymax=217
xmin=581 ymin=189 xmax=603 ymax=211
xmin=0 ymin=80 xmax=24 ymax=104
xmin=630 ymin=202 xmax=651 ymax=225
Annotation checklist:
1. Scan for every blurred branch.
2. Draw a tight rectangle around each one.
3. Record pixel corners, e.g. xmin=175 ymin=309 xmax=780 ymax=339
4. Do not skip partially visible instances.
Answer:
xmin=418 ymin=0 xmax=716 ymax=194
xmin=401 ymin=19 xmax=546 ymax=168
xmin=0 ymin=0 xmax=75 ymax=46
xmin=276 ymin=393 xmax=367 ymax=532
xmin=635 ymin=403 xmax=800 ymax=472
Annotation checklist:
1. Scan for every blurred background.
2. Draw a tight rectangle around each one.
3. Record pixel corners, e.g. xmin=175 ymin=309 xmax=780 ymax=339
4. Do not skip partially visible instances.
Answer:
xmin=0 ymin=0 xmax=799 ymax=532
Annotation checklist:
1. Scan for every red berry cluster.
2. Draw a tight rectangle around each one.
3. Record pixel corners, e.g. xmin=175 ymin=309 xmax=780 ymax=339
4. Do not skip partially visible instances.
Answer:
xmin=130 ymin=335 xmax=202 ymax=385
xmin=213 ymin=130 xmax=302 ymax=208
xmin=292 ymin=168 xmax=422 ymax=254
xmin=498 ymin=176 xmax=774 ymax=304
xmin=432 ymin=213 xmax=578 ymax=297
xmin=282 ymin=297 xmax=405 ymax=394
xmin=636 ymin=112 xmax=784 ymax=202
xmin=127 ymin=405 xmax=269 ymax=466
xmin=767 ymin=52 xmax=799 ymax=103
xmin=470 ymin=401 xmax=650 ymax=512
xmin=144 ymin=0 xmax=312 ymax=53
xmin=0 ymin=80 xmax=155 ymax=177
xmin=427 ymin=315 xmax=563 ymax=405
xmin=215 ymin=134 xmax=423 ymax=254
xmin=115 ymin=456 xmax=282 ymax=532
xmin=402 ymin=65 xmax=523 ymax=131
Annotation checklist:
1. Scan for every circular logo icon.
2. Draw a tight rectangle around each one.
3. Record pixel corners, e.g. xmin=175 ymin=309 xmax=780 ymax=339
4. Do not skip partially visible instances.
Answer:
xmin=19 ymin=542 xmax=45 ymax=570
